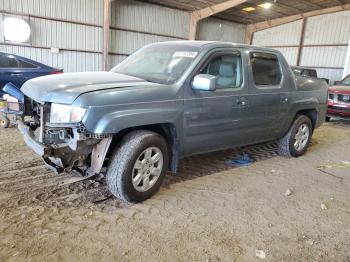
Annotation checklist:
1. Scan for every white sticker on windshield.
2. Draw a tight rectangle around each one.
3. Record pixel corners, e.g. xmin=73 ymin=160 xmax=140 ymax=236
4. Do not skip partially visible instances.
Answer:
xmin=173 ymin=51 xmax=198 ymax=58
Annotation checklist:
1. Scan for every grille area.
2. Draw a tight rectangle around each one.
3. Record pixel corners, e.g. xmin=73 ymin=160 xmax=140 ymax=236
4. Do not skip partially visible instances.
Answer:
xmin=328 ymin=106 xmax=350 ymax=113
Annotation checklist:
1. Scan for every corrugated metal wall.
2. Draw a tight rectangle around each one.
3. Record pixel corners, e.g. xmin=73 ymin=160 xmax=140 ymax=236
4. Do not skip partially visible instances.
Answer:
xmin=109 ymin=0 xmax=246 ymax=69
xmin=303 ymin=12 xmax=350 ymax=45
xmin=197 ymin=17 xmax=246 ymax=43
xmin=271 ymin=47 xmax=299 ymax=66
xmin=109 ymin=0 xmax=190 ymax=68
xmin=252 ymin=20 xmax=302 ymax=66
xmin=252 ymin=10 xmax=350 ymax=84
xmin=0 ymin=0 xmax=104 ymax=72
xmin=0 ymin=0 xmax=103 ymax=25
xmin=1 ymin=0 xmax=247 ymax=72
xmin=253 ymin=20 xmax=303 ymax=47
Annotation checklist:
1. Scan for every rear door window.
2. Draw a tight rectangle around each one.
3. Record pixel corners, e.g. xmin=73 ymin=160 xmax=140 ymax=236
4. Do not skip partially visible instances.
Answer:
xmin=250 ymin=52 xmax=282 ymax=87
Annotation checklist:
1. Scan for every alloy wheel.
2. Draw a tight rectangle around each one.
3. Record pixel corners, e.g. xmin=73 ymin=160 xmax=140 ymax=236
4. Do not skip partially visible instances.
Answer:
xmin=294 ymin=124 xmax=310 ymax=151
xmin=132 ymin=147 xmax=164 ymax=192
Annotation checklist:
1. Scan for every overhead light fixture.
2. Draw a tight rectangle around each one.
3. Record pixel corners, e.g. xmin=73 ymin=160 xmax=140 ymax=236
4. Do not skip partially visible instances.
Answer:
xmin=258 ymin=2 xmax=273 ymax=9
xmin=3 ymin=17 xmax=31 ymax=43
xmin=242 ymin=6 xmax=256 ymax=12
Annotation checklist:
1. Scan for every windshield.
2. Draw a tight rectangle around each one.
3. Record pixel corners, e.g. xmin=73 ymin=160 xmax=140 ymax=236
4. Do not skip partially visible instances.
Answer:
xmin=341 ymin=75 xmax=350 ymax=86
xmin=111 ymin=44 xmax=200 ymax=84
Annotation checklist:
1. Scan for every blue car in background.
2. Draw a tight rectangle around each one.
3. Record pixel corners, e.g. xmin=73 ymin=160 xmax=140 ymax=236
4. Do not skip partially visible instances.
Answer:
xmin=0 ymin=52 xmax=63 ymax=97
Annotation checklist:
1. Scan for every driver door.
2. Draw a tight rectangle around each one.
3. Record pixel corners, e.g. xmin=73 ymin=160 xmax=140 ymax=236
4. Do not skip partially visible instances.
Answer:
xmin=183 ymin=49 xmax=249 ymax=156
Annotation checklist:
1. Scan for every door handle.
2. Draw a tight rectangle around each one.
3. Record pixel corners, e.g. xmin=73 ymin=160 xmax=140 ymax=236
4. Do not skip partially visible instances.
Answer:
xmin=10 ymin=73 xmax=23 ymax=77
xmin=236 ymin=98 xmax=247 ymax=107
xmin=281 ymin=96 xmax=288 ymax=103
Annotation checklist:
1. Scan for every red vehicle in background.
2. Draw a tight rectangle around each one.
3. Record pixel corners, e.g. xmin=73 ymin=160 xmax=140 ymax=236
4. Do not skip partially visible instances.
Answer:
xmin=327 ymin=74 xmax=350 ymax=121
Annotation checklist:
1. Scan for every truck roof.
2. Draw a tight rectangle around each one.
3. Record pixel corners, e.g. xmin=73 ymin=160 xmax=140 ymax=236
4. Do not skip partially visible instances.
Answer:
xmin=148 ymin=41 xmax=277 ymax=52
xmin=291 ymin=66 xmax=317 ymax=71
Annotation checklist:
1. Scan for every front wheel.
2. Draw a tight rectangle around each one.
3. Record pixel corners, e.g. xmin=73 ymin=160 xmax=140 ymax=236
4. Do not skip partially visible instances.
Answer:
xmin=106 ymin=130 xmax=169 ymax=203
xmin=278 ymin=115 xmax=313 ymax=157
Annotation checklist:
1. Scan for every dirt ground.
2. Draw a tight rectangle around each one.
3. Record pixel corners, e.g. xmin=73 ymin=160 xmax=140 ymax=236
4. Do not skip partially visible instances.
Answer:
xmin=0 ymin=121 xmax=349 ymax=262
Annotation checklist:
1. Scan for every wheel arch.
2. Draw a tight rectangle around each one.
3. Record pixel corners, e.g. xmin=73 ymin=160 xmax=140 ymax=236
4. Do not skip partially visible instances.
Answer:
xmin=295 ymin=108 xmax=317 ymax=130
xmin=106 ymin=123 xmax=180 ymax=173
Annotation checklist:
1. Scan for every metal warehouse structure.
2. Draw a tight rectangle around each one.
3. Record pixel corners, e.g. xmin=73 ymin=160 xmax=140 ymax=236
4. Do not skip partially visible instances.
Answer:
xmin=1 ymin=0 xmax=350 ymax=83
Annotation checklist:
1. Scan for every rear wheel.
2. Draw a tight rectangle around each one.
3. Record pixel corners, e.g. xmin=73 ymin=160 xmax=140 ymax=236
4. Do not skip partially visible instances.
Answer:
xmin=278 ymin=115 xmax=313 ymax=157
xmin=106 ymin=130 xmax=169 ymax=203
xmin=325 ymin=116 xmax=331 ymax=122
xmin=0 ymin=115 xmax=9 ymax=128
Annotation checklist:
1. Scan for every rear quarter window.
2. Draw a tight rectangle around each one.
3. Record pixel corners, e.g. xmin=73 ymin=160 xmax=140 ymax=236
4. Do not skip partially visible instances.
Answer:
xmin=250 ymin=52 xmax=282 ymax=87
xmin=302 ymin=69 xmax=317 ymax=78
xmin=0 ymin=54 xmax=20 ymax=68
xmin=18 ymin=59 xmax=38 ymax=69
xmin=304 ymin=69 xmax=317 ymax=78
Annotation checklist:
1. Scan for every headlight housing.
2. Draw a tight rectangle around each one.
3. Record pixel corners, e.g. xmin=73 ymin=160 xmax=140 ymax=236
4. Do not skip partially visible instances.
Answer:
xmin=50 ymin=103 xmax=87 ymax=124
xmin=328 ymin=93 xmax=334 ymax=101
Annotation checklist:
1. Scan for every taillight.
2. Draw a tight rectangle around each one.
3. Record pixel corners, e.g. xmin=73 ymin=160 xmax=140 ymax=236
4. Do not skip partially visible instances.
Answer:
xmin=50 ymin=71 xmax=63 ymax=74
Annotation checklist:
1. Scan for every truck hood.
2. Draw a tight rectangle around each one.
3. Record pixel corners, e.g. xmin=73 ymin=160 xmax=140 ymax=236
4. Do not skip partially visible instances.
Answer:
xmin=21 ymin=72 xmax=151 ymax=104
xmin=329 ymin=85 xmax=350 ymax=94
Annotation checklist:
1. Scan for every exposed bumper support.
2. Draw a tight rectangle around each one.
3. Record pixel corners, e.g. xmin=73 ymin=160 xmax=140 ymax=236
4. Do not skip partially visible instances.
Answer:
xmin=17 ymin=120 xmax=51 ymax=157
xmin=18 ymin=120 xmax=65 ymax=173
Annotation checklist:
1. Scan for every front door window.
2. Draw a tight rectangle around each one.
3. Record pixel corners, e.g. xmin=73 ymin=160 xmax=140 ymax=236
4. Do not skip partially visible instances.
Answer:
xmin=200 ymin=54 xmax=243 ymax=89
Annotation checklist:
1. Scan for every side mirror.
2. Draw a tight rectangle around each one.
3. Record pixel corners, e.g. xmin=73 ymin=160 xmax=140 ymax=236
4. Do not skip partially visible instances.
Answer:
xmin=192 ymin=74 xmax=217 ymax=91
xmin=3 ymin=82 xmax=24 ymax=103
xmin=334 ymin=80 xmax=341 ymax=86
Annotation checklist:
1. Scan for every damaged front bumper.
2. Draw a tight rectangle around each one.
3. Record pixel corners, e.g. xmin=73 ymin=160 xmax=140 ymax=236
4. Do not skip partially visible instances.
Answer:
xmin=17 ymin=120 xmax=112 ymax=175
xmin=17 ymin=120 xmax=51 ymax=157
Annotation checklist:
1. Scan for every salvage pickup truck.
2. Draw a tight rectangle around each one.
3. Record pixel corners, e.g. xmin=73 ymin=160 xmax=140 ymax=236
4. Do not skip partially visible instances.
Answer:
xmin=14 ymin=41 xmax=328 ymax=203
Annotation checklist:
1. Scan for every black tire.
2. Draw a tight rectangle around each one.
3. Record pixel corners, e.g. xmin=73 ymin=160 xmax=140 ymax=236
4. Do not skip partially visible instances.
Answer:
xmin=278 ymin=115 xmax=313 ymax=158
xmin=325 ymin=116 xmax=331 ymax=122
xmin=106 ymin=130 xmax=169 ymax=203
xmin=0 ymin=115 xmax=10 ymax=128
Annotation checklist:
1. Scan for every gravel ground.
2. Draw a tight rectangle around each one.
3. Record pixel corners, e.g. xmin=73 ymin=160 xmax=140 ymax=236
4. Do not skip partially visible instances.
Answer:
xmin=0 ymin=121 xmax=349 ymax=261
